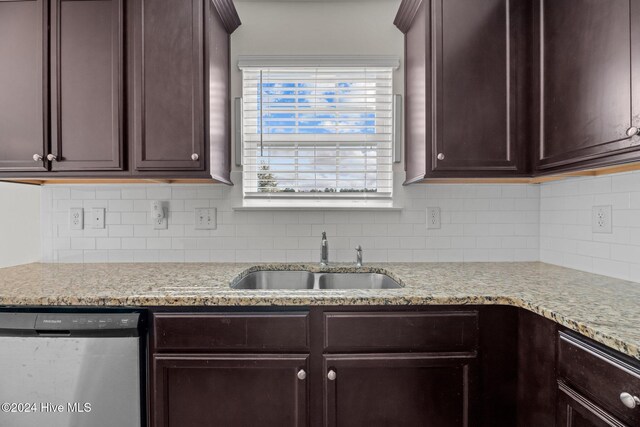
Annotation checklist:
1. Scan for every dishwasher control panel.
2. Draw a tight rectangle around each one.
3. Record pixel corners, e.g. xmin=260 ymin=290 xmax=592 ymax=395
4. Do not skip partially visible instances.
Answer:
xmin=0 ymin=312 xmax=141 ymax=336
xmin=36 ymin=313 xmax=140 ymax=330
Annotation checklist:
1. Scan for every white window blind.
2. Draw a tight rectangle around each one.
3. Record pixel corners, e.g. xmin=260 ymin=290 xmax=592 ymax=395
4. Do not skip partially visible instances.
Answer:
xmin=241 ymin=66 xmax=394 ymax=199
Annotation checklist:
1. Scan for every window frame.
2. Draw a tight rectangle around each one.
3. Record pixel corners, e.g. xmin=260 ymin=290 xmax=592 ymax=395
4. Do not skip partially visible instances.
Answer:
xmin=238 ymin=56 xmax=400 ymax=205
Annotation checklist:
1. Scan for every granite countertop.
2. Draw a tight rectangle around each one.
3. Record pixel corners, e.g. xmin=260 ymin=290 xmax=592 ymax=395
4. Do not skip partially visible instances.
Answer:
xmin=0 ymin=261 xmax=638 ymax=361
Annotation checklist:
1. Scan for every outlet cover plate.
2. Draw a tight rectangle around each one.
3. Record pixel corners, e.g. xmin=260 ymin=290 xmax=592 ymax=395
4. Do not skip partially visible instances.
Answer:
xmin=70 ymin=208 xmax=84 ymax=230
xmin=89 ymin=208 xmax=105 ymax=229
xmin=153 ymin=208 xmax=168 ymax=230
xmin=195 ymin=208 xmax=217 ymax=230
xmin=592 ymin=205 xmax=612 ymax=233
xmin=426 ymin=207 xmax=441 ymax=230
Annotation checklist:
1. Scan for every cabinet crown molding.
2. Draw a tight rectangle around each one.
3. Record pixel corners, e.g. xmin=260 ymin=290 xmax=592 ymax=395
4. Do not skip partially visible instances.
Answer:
xmin=394 ymin=0 xmax=423 ymax=33
xmin=211 ymin=0 xmax=241 ymax=34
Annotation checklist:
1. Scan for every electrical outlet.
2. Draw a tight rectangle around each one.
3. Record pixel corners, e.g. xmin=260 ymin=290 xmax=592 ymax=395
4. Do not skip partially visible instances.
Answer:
xmin=426 ymin=207 xmax=441 ymax=230
xmin=153 ymin=208 xmax=168 ymax=230
xmin=89 ymin=208 xmax=105 ymax=229
xmin=195 ymin=208 xmax=217 ymax=230
xmin=70 ymin=208 xmax=84 ymax=230
xmin=592 ymin=205 xmax=612 ymax=233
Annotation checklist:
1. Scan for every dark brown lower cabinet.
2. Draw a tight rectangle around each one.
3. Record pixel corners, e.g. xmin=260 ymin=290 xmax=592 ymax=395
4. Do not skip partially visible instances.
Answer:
xmin=149 ymin=307 xmax=640 ymax=427
xmin=153 ymin=354 xmax=309 ymax=427
xmin=557 ymin=382 xmax=628 ymax=427
xmin=323 ymin=354 xmax=476 ymax=427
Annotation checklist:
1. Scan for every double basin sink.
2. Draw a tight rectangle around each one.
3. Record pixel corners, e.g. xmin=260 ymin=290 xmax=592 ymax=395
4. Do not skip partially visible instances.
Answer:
xmin=231 ymin=270 xmax=401 ymax=290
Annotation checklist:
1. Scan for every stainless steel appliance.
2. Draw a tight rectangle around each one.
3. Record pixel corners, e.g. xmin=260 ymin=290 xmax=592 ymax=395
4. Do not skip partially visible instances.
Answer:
xmin=0 ymin=312 xmax=144 ymax=427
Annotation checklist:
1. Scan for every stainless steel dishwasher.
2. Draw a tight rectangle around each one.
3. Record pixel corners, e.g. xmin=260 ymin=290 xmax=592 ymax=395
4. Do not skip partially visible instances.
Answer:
xmin=0 ymin=312 xmax=144 ymax=427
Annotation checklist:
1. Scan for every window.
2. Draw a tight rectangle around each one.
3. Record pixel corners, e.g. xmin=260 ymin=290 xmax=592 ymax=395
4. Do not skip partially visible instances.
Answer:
xmin=240 ymin=62 xmax=395 ymax=203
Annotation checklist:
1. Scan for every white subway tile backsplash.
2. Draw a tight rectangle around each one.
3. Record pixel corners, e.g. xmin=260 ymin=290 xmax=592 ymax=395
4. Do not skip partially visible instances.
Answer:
xmin=108 ymin=200 xmax=134 ymax=212
xmin=71 ymin=238 xmax=95 ymax=250
xmin=83 ymin=250 xmax=109 ymax=263
xmin=96 ymin=238 xmax=121 ymax=250
xmin=71 ymin=189 xmax=95 ymax=200
xmin=109 ymin=225 xmax=134 ymax=237
xmin=57 ymin=250 xmax=84 ymax=263
xmin=96 ymin=189 xmax=121 ymax=200
xmin=121 ymin=238 xmax=146 ymax=250
xmin=121 ymin=212 xmax=148 ymax=225
xmin=540 ymin=170 xmax=640 ymax=279
xmin=185 ymin=250 xmax=211 ymax=262
xmin=42 ymin=178 xmax=540 ymax=264
xmin=146 ymin=187 xmax=172 ymax=200
xmin=121 ymin=188 xmax=146 ymax=200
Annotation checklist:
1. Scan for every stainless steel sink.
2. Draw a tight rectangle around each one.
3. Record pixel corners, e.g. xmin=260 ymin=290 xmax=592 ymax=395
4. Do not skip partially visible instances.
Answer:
xmin=317 ymin=273 xmax=400 ymax=290
xmin=231 ymin=271 xmax=401 ymax=290
xmin=231 ymin=271 xmax=315 ymax=290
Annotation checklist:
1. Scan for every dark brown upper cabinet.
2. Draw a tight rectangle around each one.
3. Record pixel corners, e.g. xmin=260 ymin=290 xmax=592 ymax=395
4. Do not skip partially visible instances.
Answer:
xmin=129 ymin=0 xmax=238 ymax=182
xmin=533 ymin=0 xmax=640 ymax=174
xmin=49 ymin=0 xmax=124 ymax=171
xmin=0 ymin=0 xmax=48 ymax=172
xmin=396 ymin=0 xmax=530 ymax=183
xmin=0 ymin=0 xmax=238 ymax=181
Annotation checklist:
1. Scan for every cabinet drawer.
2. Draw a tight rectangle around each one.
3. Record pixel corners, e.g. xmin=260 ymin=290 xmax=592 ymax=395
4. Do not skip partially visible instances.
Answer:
xmin=323 ymin=311 xmax=479 ymax=352
xmin=558 ymin=332 xmax=640 ymax=426
xmin=153 ymin=313 xmax=309 ymax=352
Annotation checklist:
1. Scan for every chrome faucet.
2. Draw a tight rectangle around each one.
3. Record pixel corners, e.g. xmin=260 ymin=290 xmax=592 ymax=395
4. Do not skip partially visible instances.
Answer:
xmin=355 ymin=245 xmax=363 ymax=268
xmin=320 ymin=231 xmax=329 ymax=266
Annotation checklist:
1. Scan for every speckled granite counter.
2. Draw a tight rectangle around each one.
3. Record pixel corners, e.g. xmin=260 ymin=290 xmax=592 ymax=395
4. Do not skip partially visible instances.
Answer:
xmin=0 ymin=262 xmax=638 ymax=361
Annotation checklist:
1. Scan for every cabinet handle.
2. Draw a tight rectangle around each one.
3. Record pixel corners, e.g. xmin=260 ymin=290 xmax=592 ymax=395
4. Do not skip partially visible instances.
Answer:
xmin=327 ymin=370 xmax=337 ymax=381
xmin=32 ymin=154 xmax=43 ymax=162
xmin=627 ymin=127 xmax=640 ymax=137
xmin=437 ymin=153 xmax=445 ymax=161
xmin=620 ymin=392 xmax=640 ymax=409
xmin=191 ymin=153 xmax=199 ymax=161
xmin=297 ymin=369 xmax=306 ymax=381
xmin=47 ymin=154 xmax=57 ymax=162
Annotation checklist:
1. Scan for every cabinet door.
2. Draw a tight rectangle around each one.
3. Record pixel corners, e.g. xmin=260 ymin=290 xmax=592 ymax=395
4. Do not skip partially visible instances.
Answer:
xmin=557 ymin=383 xmax=629 ymax=427
xmin=404 ymin=0 xmax=527 ymax=181
xmin=50 ymin=0 xmax=123 ymax=171
xmin=324 ymin=354 xmax=476 ymax=427
xmin=536 ymin=0 xmax=640 ymax=172
xmin=153 ymin=354 xmax=309 ymax=427
xmin=0 ymin=0 xmax=47 ymax=172
xmin=130 ymin=0 xmax=205 ymax=171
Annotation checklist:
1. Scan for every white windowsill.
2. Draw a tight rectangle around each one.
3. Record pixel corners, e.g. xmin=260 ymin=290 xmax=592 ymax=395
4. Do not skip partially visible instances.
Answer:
xmin=233 ymin=199 xmax=402 ymax=211
xmin=233 ymin=206 xmax=403 ymax=211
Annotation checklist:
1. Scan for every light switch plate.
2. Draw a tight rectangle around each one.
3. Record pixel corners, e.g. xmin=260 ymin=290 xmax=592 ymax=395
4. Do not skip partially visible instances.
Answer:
xmin=70 ymin=208 xmax=84 ymax=230
xmin=195 ymin=208 xmax=217 ymax=230
xmin=89 ymin=208 xmax=105 ymax=229
xmin=592 ymin=205 xmax=612 ymax=233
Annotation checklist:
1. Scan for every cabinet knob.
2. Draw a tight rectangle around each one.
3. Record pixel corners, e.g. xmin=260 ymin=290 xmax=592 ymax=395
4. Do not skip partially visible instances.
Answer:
xmin=437 ymin=153 xmax=445 ymax=161
xmin=32 ymin=154 xmax=43 ymax=162
xmin=620 ymin=392 xmax=640 ymax=409
xmin=47 ymin=154 xmax=57 ymax=162
xmin=327 ymin=370 xmax=337 ymax=381
xmin=627 ymin=127 xmax=640 ymax=137
xmin=297 ymin=369 xmax=306 ymax=381
xmin=191 ymin=153 xmax=199 ymax=161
